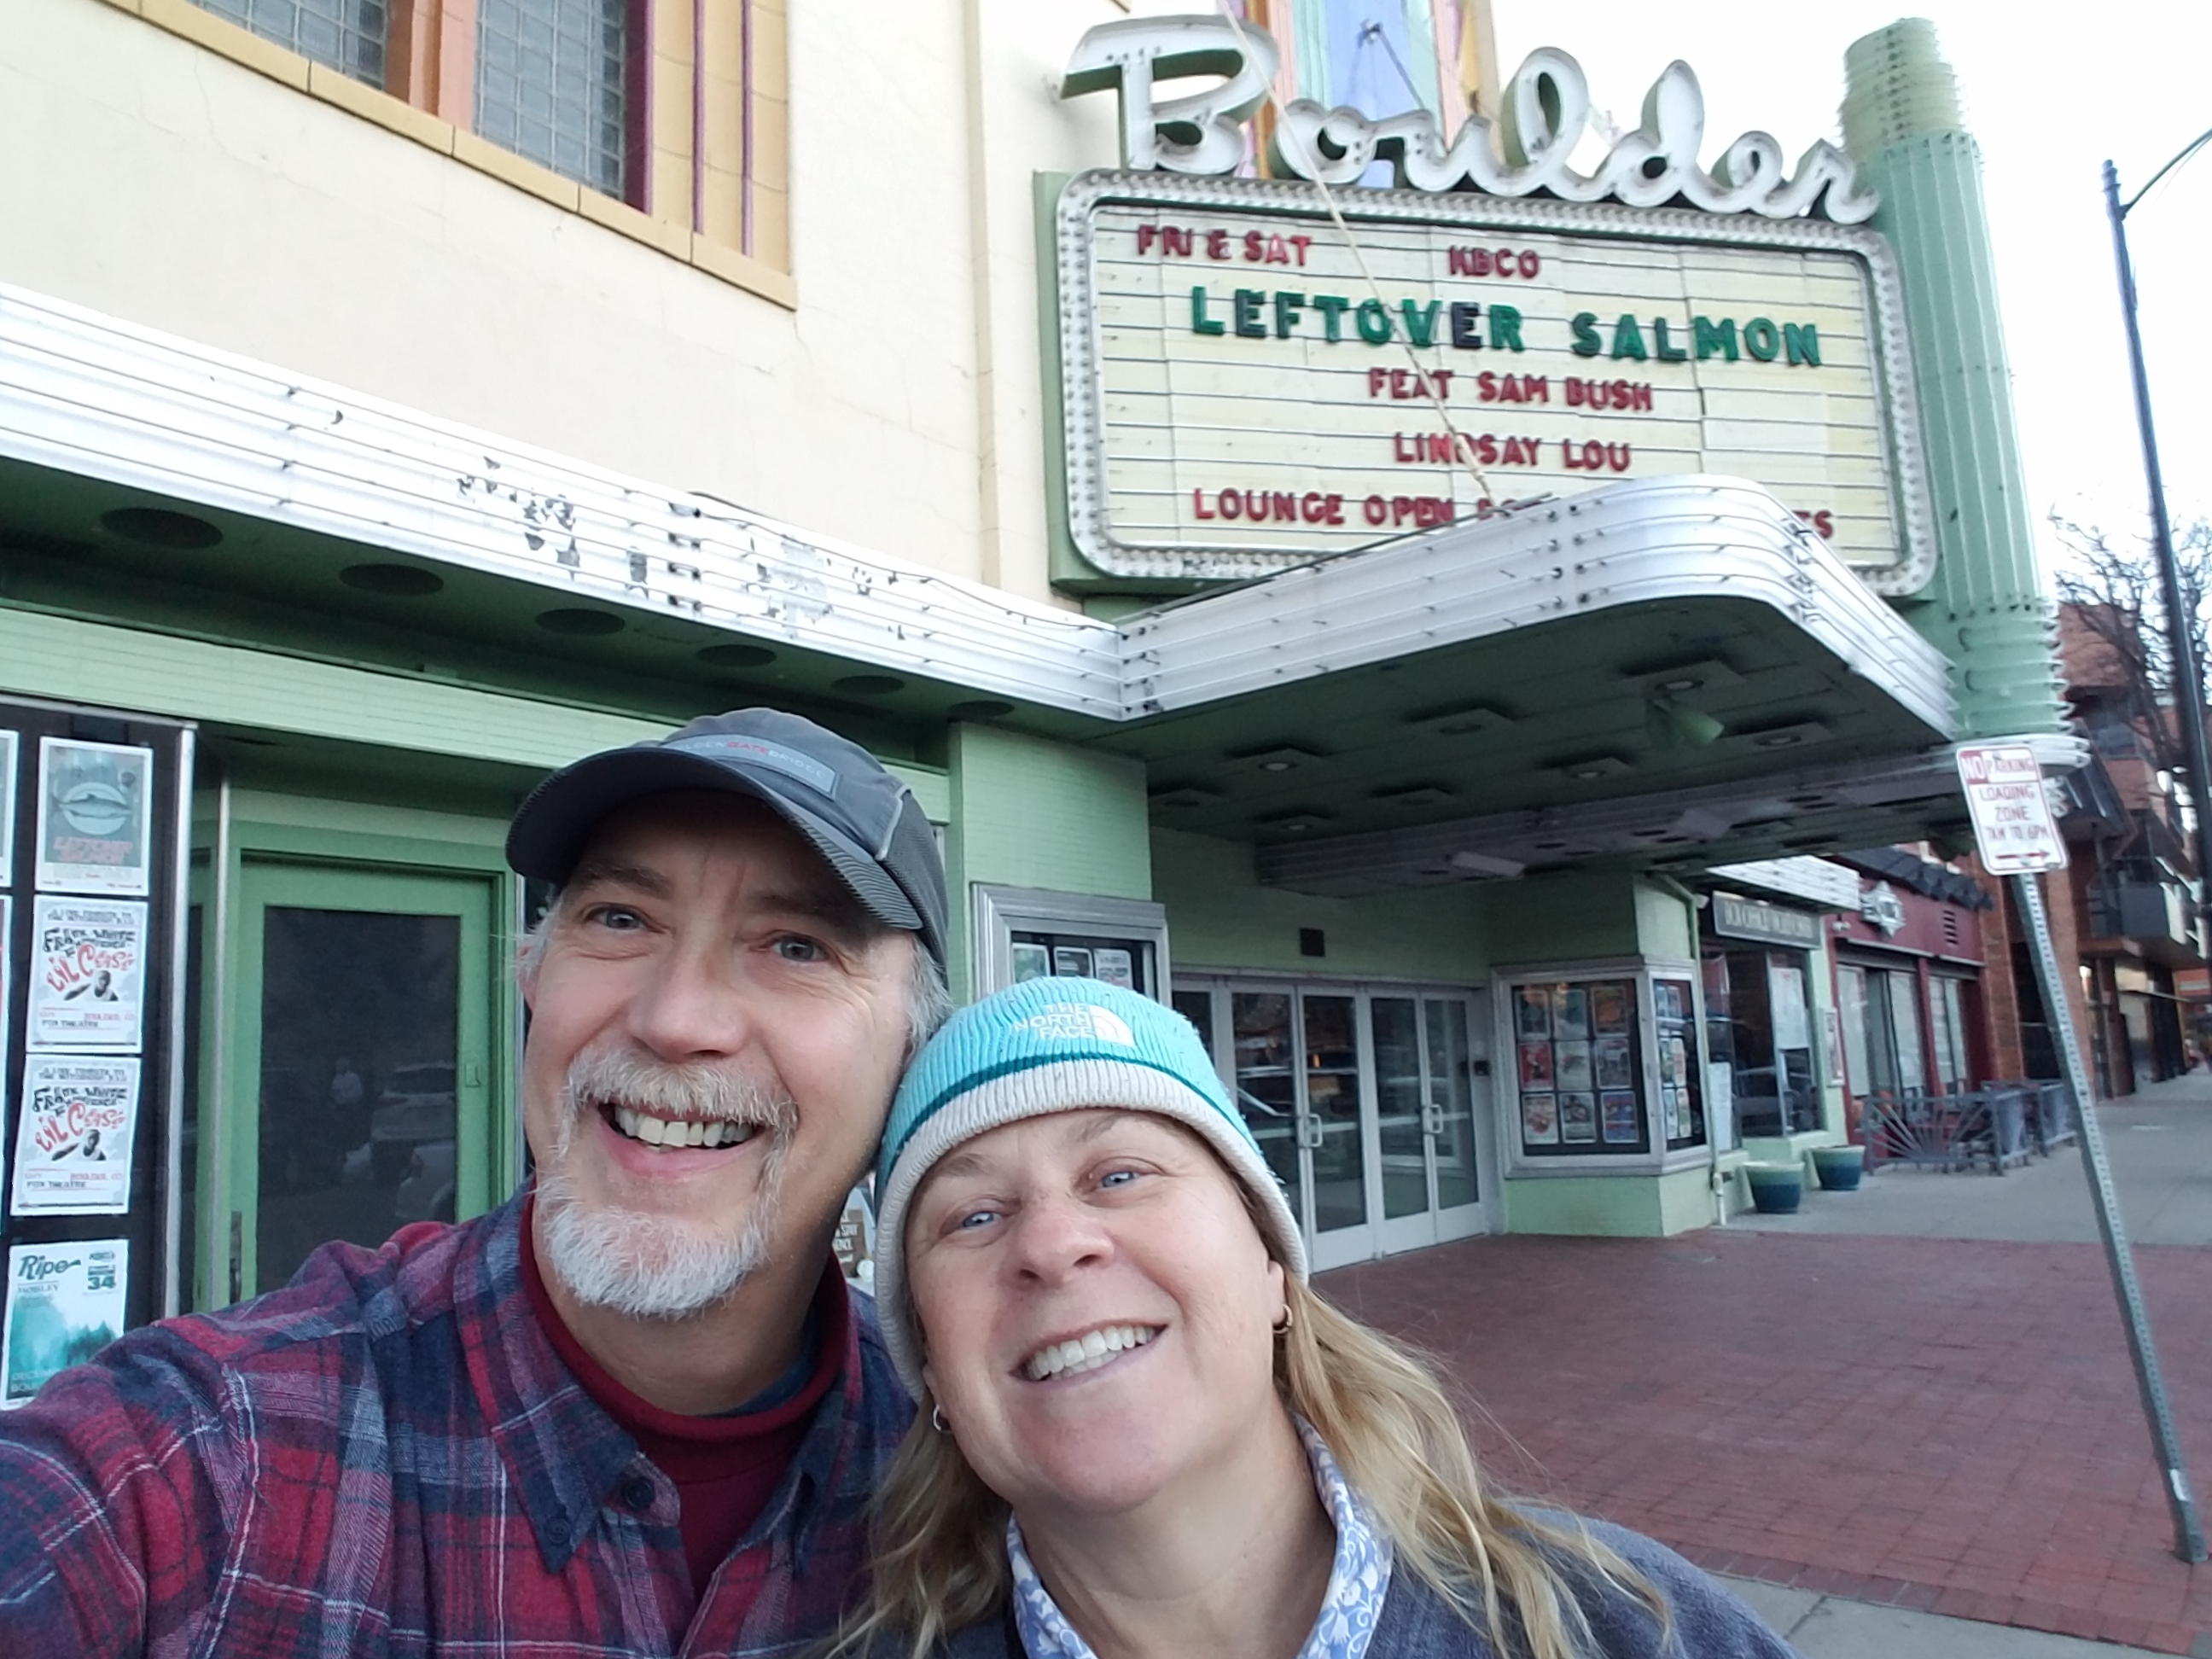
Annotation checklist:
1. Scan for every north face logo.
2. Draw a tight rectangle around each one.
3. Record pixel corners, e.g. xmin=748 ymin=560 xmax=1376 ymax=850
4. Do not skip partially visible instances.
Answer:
xmin=1018 ymin=1005 xmax=1136 ymax=1046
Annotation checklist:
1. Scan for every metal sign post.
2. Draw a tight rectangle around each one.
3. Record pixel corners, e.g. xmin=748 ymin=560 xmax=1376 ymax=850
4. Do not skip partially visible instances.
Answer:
xmin=1958 ymin=744 xmax=2207 ymax=1563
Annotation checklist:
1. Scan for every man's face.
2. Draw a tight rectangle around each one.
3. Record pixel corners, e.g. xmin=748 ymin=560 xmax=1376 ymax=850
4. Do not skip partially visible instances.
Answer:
xmin=521 ymin=791 xmax=917 ymax=1318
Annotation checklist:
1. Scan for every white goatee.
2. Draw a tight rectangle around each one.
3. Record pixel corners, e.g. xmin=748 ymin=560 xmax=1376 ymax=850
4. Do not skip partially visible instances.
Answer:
xmin=537 ymin=1045 xmax=795 ymax=1320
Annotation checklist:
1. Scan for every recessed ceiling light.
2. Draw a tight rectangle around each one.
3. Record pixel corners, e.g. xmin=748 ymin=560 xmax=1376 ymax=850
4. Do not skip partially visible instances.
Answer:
xmin=536 ymin=608 xmax=624 ymax=636
xmin=698 ymin=643 xmax=776 ymax=667
xmin=1449 ymin=850 xmax=1525 ymax=878
xmin=1756 ymin=732 xmax=1802 ymax=748
xmin=340 ymin=563 xmax=443 ymax=597
xmin=99 ymin=506 xmax=223 ymax=549
xmin=1230 ymin=742 xmax=1327 ymax=771
xmin=1658 ymin=676 xmax=1703 ymax=693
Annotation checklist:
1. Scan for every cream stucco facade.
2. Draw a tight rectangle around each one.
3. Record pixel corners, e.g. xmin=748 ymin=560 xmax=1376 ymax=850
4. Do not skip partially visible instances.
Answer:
xmin=1 ymin=0 xmax=1157 ymax=600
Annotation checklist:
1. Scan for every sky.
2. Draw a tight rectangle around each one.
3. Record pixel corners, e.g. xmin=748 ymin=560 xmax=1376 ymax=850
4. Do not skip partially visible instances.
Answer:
xmin=1488 ymin=1 xmax=2212 ymax=580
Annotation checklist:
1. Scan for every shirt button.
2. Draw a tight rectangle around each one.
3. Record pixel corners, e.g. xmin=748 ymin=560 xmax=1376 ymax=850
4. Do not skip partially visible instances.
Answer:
xmin=623 ymin=1477 xmax=656 ymax=1512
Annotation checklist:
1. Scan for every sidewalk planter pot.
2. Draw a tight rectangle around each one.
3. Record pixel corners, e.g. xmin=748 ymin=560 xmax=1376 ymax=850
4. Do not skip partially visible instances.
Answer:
xmin=1743 ymin=1161 xmax=1805 ymax=1214
xmin=1810 ymin=1144 xmax=1866 ymax=1192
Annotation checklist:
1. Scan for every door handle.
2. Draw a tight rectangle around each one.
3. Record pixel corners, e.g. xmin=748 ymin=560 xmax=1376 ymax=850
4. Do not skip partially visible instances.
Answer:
xmin=1422 ymin=1104 xmax=1446 ymax=1136
xmin=1297 ymin=1115 xmax=1324 ymax=1150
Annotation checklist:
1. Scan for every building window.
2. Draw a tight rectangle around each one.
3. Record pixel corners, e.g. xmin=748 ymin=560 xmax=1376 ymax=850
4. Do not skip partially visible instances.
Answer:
xmin=174 ymin=0 xmax=791 ymax=275
xmin=1929 ymin=974 xmax=1972 ymax=1090
xmin=474 ymin=0 xmax=632 ymax=199
xmin=1707 ymin=949 xmax=1821 ymax=1137
xmin=196 ymin=0 xmax=388 ymax=86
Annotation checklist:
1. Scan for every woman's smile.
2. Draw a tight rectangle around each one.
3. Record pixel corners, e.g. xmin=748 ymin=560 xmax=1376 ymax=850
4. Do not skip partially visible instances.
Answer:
xmin=1017 ymin=1322 xmax=1162 ymax=1383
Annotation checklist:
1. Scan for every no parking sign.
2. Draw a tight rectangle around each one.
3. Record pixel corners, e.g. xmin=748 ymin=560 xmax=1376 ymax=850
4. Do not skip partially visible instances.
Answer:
xmin=1956 ymin=743 xmax=2067 ymax=872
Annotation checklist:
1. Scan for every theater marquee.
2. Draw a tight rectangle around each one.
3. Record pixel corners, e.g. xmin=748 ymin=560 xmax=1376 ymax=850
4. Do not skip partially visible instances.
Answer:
xmin=1052 ymin=22 xmax=1931 ymax=591
xmin=1055 ymin=173 xmax=1930 ymax=589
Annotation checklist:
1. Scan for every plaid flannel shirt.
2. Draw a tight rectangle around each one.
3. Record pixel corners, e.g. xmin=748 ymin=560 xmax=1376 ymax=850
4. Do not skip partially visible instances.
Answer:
xmin=0 ymin=1186 xmax=913 ymax=1656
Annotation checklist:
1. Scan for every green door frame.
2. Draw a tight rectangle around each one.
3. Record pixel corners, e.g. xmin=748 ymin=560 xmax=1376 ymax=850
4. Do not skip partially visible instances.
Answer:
xmin=202 ymin=859 xmax=504 ymax=1305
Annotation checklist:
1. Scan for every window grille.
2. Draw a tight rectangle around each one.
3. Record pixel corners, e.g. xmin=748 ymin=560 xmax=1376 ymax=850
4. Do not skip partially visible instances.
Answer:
xmin=192 ymin=0 xmax=387 ymax=88
xmin=474 ymin=0 xmax=630 ymax=200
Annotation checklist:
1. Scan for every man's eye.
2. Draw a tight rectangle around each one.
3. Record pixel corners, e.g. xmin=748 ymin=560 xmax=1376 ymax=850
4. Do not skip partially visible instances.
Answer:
xmin=956 ymin=1208 xmax=1000 ymax=1231
xmin=586 ymin=905 xmax=646 ymax=931
xmin=1098 ymin=1168 xmax=1139 ymax=1190
xmin=772 ymin=936 xmax=827 ymax=963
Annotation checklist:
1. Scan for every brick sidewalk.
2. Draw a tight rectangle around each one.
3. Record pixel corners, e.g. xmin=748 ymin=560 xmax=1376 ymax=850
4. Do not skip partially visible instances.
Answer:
xmin=1320 ymin=1231 xmax=2212 ymax=1655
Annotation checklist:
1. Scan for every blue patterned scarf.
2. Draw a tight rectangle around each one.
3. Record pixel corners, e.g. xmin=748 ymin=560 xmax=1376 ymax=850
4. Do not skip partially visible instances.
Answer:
xmin=1006 ymin=1417 xmax=1394 ymax=1659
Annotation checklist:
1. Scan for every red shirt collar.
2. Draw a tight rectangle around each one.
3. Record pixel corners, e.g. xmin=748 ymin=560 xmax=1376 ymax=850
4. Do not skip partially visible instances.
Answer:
xmin=519 ymin=1191 xmax=849 ymax=1446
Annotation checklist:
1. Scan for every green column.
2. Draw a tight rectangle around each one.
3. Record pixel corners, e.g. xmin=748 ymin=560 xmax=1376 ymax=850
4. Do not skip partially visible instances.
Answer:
xmin=1842 ymin=20 xmax=2066 ymax=737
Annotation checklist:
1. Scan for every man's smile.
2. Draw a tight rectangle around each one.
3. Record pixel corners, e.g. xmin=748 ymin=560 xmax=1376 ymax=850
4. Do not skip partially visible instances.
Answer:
xmin=602 ymin=1102 xmax=768 ymax=1150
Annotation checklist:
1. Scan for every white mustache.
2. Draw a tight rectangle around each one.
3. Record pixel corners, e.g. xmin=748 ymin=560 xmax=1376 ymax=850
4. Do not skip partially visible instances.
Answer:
xmin=562 ymin=1045 xmax=797 ymax=1135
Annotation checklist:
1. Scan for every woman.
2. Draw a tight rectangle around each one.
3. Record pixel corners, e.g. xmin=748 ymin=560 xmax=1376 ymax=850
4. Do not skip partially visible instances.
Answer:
xmin=843 ymin=977 xmax=1797 ymax=1659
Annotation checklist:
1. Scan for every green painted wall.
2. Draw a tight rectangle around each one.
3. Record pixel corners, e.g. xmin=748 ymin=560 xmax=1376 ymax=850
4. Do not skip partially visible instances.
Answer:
xmin=1635 ymin=880 xmax=1698 ymax=960
xmin=1503 ymin=1167 xmax=1713 ymax=1237
xmin=946 ymin=725 xmax=1151 ymax=999
xmin=1479 ymin=870 xmax=1645 ymax=965
xmin=0 ymin=605 xmax=949 ymax=815
xmin=1153 ymin=828 xmax=1493 ymax=982
xmin=1655 ymin=1165 xmax=1722 ymax=1235
xmin=230 ymin=789 xmax=510 ymax=853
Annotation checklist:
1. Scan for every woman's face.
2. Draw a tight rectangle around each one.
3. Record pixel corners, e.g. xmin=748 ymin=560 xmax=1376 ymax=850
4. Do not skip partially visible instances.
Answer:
xmin=905 ymin=1109 xmax=1287 ymax=1522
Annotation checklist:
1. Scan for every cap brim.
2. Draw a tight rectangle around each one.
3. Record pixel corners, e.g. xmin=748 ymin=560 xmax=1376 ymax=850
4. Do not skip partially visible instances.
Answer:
xmin=507 ymin=749 xmax=924 ymax=936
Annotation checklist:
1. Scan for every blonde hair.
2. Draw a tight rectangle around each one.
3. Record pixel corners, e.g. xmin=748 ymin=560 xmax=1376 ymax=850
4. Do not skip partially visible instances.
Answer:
xmin=837 ymin=1270 xmax=1668 ymax=1659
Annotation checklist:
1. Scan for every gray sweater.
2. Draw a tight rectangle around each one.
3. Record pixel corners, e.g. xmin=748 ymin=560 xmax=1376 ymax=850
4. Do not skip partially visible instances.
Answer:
xmin=934 ymin=1516 xmax=1801 ymax=1658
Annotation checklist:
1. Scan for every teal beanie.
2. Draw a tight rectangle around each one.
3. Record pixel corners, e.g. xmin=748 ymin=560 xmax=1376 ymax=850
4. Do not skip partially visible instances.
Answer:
xmin=871 ymin=975 xmax=1307 ymax=1400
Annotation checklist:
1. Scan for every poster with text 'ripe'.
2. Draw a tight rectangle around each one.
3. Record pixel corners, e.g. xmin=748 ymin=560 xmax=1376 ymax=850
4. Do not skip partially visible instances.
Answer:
xmin=34 ymin=738 xmax=154 ymax=897
xmin=29 ymin=896 xmax=147 ymax=1051
xmin=2 ymin=1240 xmax=127 ymax=1407
xmin=11 ymin=1057 xmax=138 ymax=1215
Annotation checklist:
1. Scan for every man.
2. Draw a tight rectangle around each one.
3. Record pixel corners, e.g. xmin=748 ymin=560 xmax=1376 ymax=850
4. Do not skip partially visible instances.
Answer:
xmin=0 ymin=709 xmax=952 ymax=1654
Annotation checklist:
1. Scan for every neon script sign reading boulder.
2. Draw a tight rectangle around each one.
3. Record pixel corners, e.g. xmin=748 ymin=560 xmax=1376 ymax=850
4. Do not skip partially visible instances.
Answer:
xmin=1061 ymin=15 xmax=1877 ymax=222
xmin=1051 ymin=17 xmax=1930 ymax=588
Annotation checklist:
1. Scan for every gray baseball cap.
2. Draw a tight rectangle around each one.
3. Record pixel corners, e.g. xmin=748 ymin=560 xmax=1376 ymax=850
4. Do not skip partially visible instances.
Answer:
xmin=506 ymin=708 xmax=948 ymax=970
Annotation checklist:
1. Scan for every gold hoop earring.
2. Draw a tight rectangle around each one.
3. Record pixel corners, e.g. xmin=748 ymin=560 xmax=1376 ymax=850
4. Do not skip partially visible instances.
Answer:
xmin=1272 ymin=1304 xmax=1294 ymax=1334
xmin=931 ymin=1403 xmax=950 ymax=1434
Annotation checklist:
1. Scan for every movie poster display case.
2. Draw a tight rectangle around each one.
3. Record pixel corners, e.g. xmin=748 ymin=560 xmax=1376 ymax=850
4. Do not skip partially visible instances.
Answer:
xmin=0 ymin=696 xmax=192 ymax=1406
xmin=1494 ymin=958 xmax=1708 ymax=1174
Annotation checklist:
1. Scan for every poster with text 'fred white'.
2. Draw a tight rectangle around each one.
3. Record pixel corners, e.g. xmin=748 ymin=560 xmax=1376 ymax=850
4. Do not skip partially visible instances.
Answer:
xmin=30 ymin=896 xmax=147 ymax=1051
xmin=34 ymin=738 xmax=154 ymax=897
xmin=2 ymin=1240 xmax=127 ymax=1407
xmin=11 ymin=1057 xmax=138 ymax=1215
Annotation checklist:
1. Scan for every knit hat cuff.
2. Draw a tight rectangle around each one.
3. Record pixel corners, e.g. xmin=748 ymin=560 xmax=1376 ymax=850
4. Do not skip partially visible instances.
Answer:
xmin=874 ymin=1057 xmax=1307 ymax=1400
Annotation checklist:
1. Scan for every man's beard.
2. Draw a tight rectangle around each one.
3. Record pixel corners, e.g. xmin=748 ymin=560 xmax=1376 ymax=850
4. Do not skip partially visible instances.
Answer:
xmin=537 ymin=1045 xmax=797 ymax=1321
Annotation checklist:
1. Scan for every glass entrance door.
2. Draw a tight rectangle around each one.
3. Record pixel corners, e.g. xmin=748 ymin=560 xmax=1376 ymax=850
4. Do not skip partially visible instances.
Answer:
xmin=212 ymin=863 xmax=499 ymax=1304
xmin=1176 ymin=978 xmax=1489 ymax=1268
xmin=1372 ymin=992 xmax=1487 ymax=1254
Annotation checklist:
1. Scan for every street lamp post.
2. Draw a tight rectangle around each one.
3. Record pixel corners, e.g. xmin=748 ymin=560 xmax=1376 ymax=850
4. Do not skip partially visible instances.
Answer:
xmin=2099 ymin=138 xmax=2212 ymax=1566
xmin=2104 ymin=137 xmax=2212 ymax=944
